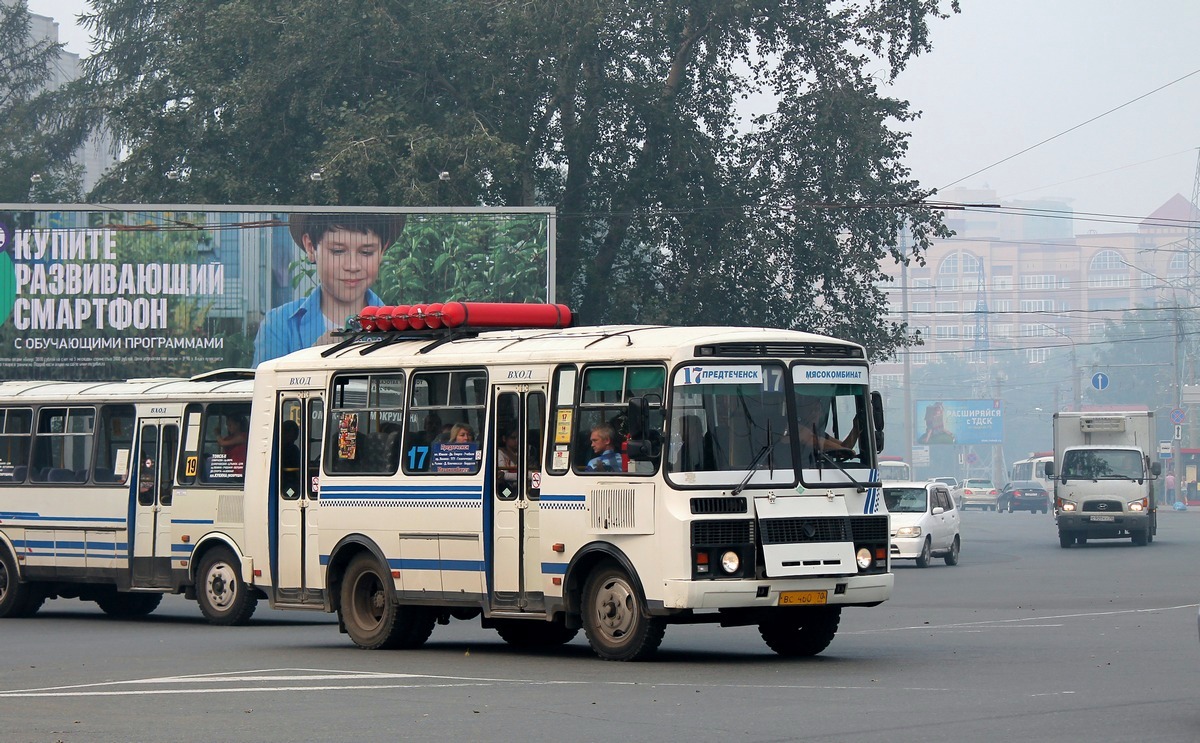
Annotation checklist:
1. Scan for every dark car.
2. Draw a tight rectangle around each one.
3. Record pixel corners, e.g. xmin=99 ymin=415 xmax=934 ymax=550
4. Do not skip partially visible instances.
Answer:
xmin=998 ymin=480 xmax=1050 ymax=513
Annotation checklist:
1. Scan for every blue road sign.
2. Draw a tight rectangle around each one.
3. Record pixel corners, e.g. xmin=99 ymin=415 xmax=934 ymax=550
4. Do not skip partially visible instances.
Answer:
xmin=1172 ymin=408 xmax=1186 ymax=425
xmin=1091 ymin=372 xmax=1109 ymax=391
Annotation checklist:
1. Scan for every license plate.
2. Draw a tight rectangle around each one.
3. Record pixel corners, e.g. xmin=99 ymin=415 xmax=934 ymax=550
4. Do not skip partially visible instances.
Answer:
xmin=1090 ymin=514 xmax=1116 ymax=522
xmin=779 ymin=590 xmax=827 ymax=606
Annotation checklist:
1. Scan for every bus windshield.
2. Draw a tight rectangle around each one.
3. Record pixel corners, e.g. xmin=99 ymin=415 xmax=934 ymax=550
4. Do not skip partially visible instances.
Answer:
xmin=666 ymin=363 xmax=872 ymax=488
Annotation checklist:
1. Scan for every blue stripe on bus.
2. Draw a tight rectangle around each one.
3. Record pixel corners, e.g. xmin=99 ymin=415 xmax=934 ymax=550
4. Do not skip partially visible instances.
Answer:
xmin=387 ymin=558 xmax=484 ymax=572
xmin=0 ymin=512 xmax=126 ymax=524
xmin=172 ymin=519 xmax=215 ymax=524
xmin=172 ymin=544 xmax=196 ymax=554
xmin=540 ymin=494 xmax=585 ymax=503
xmin=540 ymin=562 xmax=568 ymax=575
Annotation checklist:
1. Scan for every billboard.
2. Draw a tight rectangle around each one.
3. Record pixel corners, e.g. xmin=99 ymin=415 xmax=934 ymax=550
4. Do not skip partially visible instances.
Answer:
xmin=914 ymin=399 xmax=1003 ymax=445
xmin=0 ymin=205 xmax=554 ymax=380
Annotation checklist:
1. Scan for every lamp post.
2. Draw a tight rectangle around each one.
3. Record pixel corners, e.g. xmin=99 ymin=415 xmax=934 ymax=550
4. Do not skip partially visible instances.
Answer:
xmin=1120 ymin=258 xmax=1190 ymax=505
xmin=1039 ymin=323 xmax=1079 ymax=411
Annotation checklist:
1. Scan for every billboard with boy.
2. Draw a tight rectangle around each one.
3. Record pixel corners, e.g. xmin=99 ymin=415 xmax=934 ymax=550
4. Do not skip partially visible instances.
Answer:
xmin=0 ymin=205 xmax=554 ymax=380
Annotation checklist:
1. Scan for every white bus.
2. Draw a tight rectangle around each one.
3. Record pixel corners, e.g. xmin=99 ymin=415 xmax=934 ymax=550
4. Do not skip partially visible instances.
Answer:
xmin=1010 ymin=452 xmax=1053 ymax=491
xmin=0 ymin=371 xmax=262 ymax=624
xmin=877 ymin=457 xmax=912 ymax=482
xmin=242 ymin=303 xmax=893 ymax=660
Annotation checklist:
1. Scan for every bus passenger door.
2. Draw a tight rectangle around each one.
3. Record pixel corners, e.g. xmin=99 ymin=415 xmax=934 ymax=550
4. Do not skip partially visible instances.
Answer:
xmin=491 ymin=386 xmax=546 ymax=612
xmin=275 ymin=394 xmax=324 ymax=604
xmin=131 ymin=420 xmax=178 ymax=588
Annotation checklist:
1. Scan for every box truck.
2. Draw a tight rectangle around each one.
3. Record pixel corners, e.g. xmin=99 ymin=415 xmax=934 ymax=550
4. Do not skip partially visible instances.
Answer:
xmin=1044 ymin=411 xmax=1159 ymax=548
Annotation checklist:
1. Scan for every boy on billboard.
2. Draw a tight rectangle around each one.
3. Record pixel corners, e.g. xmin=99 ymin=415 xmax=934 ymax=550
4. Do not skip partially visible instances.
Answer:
xmin=252 ymin=212 xmax=406 ymax=367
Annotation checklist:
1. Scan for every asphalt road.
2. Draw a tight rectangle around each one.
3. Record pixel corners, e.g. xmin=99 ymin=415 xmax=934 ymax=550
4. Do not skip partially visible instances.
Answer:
xmin=2 ymin=508 xmax=1198 ymax=743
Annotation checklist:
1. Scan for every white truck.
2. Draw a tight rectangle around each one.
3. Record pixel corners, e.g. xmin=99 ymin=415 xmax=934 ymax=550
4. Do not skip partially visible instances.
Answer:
xmin=1044 ymin=411 xmax=1160 ymax=548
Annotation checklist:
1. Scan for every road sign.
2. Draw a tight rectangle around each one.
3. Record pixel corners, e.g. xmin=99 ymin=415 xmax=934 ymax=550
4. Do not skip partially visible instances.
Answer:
xmin=1160 ymin=441 xmax=1173 ymax=455
xmin=1091 ymin=372 xmax=1109 ymax=391
xmin=1172 ymin=408 xmax=1186 ymax=425
xmin=1175 ymin=424 xmax=1183 ymax=440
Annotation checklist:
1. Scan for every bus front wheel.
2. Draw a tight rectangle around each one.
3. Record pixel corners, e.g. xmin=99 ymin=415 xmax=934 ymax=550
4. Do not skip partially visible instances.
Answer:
xmin=759 ymin=606 xmax=841 ymax=657
xmin=196 ymin=547 xmax=258 ymax=626
xmin=581 ymin=562 xmax=665 ymax=661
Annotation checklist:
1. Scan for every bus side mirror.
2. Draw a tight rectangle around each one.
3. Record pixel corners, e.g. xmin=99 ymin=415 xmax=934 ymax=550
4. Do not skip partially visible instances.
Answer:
xmin=1151 ymin=461 xmax=1162 ymax=477
xmin=1044 ymin=461 xmax=1055 ymax=477
xmin=624 ymin=396 xmax=662 ymax=461
xmin=870 ymin=391 xmax=885 ymax=453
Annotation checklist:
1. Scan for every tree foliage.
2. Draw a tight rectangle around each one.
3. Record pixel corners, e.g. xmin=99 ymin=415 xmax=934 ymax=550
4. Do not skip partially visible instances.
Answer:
xmin=81 ymin=0 xmax=958 ymax=357
xmin=0 ymin=1 xmax=86 ymax=202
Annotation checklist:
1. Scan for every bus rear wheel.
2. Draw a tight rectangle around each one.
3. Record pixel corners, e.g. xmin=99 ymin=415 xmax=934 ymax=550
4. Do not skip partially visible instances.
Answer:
xmin=581 ymin=562 xmax=665 ymax=661
xmin=759 ymin=606 xmax=841 ymax=657
xmin=95 ymin=590 xmax=163 ymax=617
xmin=196 ymin=547 xmax=258 ymax=626
xmin=339 ymin=554 xmax=434 ymax=650
xmin=0 ymin=550 xmax=44 ymax=618
xmin=494 ymin=618 xmax=579 ymax=648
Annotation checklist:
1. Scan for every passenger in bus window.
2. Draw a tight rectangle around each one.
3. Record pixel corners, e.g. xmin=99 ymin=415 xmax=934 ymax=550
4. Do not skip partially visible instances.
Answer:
xmin=280 ymin=420 xmax=302 ymax=495
xmin=252 ymin=213 xmax=408 ymax=367
xmin=496 ymin=424 xmax=520 ymax=470
xmin=586 ymin=424 xmax=623 ymax=472
xmin=449 ymin=423 xmax=475 ymax=443
xmin=218 ymin=416 xmax=249 ymax=470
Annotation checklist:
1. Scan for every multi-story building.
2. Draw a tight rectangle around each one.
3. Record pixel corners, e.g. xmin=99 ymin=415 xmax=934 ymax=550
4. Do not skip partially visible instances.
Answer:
xmin=18 ymin=2 xmax=116 ymax=191
xmin=873 ymin=187 xmax=1199 ymax=478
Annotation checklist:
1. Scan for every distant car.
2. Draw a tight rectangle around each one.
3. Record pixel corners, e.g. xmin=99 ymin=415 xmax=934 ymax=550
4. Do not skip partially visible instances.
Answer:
xmin=884 ymin=481 xmax=961 ymax=568
xmin=930 ymin=476 xmax=960 ymax=490
xmin=958 ymin=478 xmax=999 ymax=511
xmin=998 ymin=480 xmax=1050 ymax=513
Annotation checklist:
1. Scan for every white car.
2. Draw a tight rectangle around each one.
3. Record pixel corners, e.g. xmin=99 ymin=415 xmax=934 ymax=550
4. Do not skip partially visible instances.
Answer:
xmin=885 ymin=481 xmax=961 ymax=568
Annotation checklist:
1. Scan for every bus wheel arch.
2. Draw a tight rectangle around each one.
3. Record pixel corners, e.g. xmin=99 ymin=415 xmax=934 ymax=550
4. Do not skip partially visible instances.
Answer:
xmin=562 ymin=542 xmax=645 ymax=625
xmin=564 ymin=543 xmax=665 ymax=661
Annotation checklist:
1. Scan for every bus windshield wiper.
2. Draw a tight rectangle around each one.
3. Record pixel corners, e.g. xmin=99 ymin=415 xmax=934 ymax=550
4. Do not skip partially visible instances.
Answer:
xmin=732 ymin=421 xmax=777 ymax=496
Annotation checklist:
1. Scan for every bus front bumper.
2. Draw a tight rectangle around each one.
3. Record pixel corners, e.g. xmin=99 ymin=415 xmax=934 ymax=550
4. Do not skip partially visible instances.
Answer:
xmin=660 ymin=573 xmax=893 ymax=610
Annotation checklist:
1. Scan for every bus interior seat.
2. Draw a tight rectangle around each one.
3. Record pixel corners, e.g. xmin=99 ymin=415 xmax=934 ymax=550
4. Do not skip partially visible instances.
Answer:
xmin=47 ymin=467 xmax=78 ymax=482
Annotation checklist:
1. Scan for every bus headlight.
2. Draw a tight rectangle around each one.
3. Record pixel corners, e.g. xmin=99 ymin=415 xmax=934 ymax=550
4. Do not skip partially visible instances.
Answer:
xmin=1128 ymin=498 xmax=1147 ymax=512
xmin=719 ymin=550 xmax=740 ymax=574
xmin=856 ymin=548 xmax=873 ymax=570
xmin=896 ymin=526 xmax=921 ymax=538
xmin=1058 ymin=499 xmax=1076 ymax=512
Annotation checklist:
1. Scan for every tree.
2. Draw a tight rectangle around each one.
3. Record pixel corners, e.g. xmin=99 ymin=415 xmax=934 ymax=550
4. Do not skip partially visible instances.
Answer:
xmin=0 ymin=0 xmax=86 ymax=202
xmin=81 ymin=0 xmax=956 ymax=356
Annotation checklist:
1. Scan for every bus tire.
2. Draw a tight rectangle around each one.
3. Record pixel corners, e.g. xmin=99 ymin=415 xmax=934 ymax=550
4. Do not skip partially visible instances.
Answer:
xmin=494 ymin=618 xmax=579 ymax=648
xmin=1132 ymin=527 xmax=1149 ymax=547
xmin=196 ymin=547 xmax=258 ymax=626
xmin=340 ymin=554 xmax=434 ymax=650
xmin=1058 ymin=530 xmax=1073 ymax=548
xmin=0 ymin=549 xmax=44 ymax=618
xmin=581 ymin=562 xmax=665 ymax=661
xmin=759 ymin=606 xmax=841 ymax=657
xmin=95 ymin=590 xmax=163 ymax=617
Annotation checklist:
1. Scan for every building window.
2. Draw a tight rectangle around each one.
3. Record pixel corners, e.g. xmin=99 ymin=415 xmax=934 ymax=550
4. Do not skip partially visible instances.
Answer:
xmin=992 ymin=275 xmax=1013 ymax=291
xmin=1089 ymin=250 xmax=1123 ymax=271
xmin=993 ymin=324 xmax=1011 ymax=338
xmin=911 ymin=352 xmax=928 ymax=365
xmin=1020 ymin=299 xmax=1055 ymax=312
xmin=936 ymin=301 xmax=958 ymax=313
xmin=1088 ymin=273 xmax=1129 ymax=289
xmin=1020 ymin=274 xmax=1056 ymax=290
xmin=935 ymin=325 xmax=959 ymax=339
xmin=912 ymin=278 xmax=932 ymax=290
xmin=1026 ymin=348 xmax=1050 ymax=364
xmin=991 ymin=299 xmax=1012 ymax=313
xmin=911 ymin=301 xmax=931 ymax=313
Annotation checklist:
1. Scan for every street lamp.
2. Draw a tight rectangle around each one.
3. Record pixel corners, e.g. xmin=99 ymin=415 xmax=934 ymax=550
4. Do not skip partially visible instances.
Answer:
xmin=1120 ymin=258 xmax=1190 ymax=504
xmin=1039 ymin=323 xmax=1079 ymax=410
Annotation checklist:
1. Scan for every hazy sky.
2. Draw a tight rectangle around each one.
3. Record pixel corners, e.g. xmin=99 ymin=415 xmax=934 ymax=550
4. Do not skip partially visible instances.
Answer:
xmin=27 ymin=0 xmax=1200 ymax=233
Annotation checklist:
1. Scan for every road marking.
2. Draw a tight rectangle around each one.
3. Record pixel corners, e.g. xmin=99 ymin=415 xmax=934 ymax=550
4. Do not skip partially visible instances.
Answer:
xmin=849 ymin=603 xmax=1199 ymax=634
xmin=0 ymin=667 xmax=955 ymax=698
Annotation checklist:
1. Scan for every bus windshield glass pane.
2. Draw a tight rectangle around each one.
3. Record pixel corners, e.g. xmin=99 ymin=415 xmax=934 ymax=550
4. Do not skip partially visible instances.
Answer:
xmin=792 ymin=365 xmax=872 ymax=484
xmin=667 ymin=364 xmax=793 ymax=487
